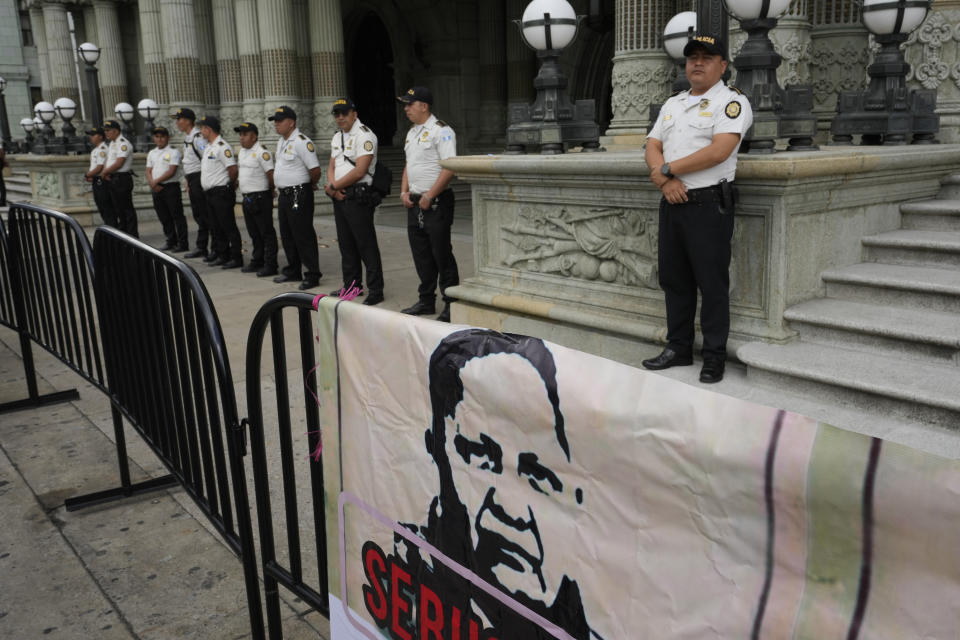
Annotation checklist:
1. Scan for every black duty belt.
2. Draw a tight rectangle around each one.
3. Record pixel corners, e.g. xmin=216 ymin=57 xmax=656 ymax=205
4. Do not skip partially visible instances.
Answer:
xmin=242 ymin=189 xmax=271 ymax=198
xmin=204 ymin=184 xmax=232 ymax=194
xmin=158 ymin=182 xmax=177 ymax=188
xmin=278 ymin=183 xmax=311 ymax=196
xmin=682 ymin=184 xmax=724 ymax=204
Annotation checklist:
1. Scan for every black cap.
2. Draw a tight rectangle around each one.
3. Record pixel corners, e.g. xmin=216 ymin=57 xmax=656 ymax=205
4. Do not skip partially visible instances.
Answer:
xmin=102 ymin=119 xmax=121 ymax=130
xmin=683 ymin=34 xmax=726 ymax=59
xmin=170 ymin=107 xmax=196 ymax=121
xmin=331 ymin=98 xmax=357 ymax=114
xmin=86 ymin=126 xmax=105 ymax=136
xmin=151 ymin=126 xmax=170 ymax=136
xmin=268 ymin=105 xmax=297 ymax=121
xmin=396 ymin=87 xmax=433 ymax=105
xmin=233 ymin=122 xmax=259 ymax=134
xmin=197 ymin=115 xmax=221 ymax=132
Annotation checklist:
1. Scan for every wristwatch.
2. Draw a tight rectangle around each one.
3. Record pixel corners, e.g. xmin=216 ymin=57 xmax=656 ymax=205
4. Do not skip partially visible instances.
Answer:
xmin=660 ymin=163 xmax=674 ymax=179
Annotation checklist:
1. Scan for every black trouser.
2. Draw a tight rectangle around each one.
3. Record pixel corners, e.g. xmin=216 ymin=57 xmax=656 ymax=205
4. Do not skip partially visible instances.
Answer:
xmin=92 ymin=177 xmax=113 ymax=224
xmin=0 ymin=171 xmax=6 ymax=206
xmin=277 ymin=184 xmax=320 ymax=280
xmin=152 ymin=183 xmax=188 ymax=247
xmin=657 ymin=189 xmax=735 ymax=361
xmin=241 ymin=190 xmax=278 ymax=270
xmin=185 ymin=172 xmax=212 ymax=252
xmin=333 ymin=189 xmax=384 ymax=294
xmin=204 ymin=185 xmax=242 ymax=262
xmin=407 ymin=188 xmax=458 ymax=304
xmin=106 ymin=172 xmax=138 ymax=237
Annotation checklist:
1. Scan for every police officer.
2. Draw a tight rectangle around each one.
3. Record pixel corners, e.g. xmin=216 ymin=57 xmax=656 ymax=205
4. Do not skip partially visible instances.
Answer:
xmin=397 ymin=86 xmax=459 ymax=322
xmin=269 ymin=105 xmax=323 ymax=290
xmin=641 ymin=34 xmax=753 ymax=384
xmin=198 ymin=115 xmax=243 ymax=269
xmin=99 ymin=119 xmax=138 ymax=237
xmin=83 ymin=126 xmax=112 ymax=223
xmin=234 ymin=121 xmax=278 ymax=277
xmin=172 ymin=108 xmax=215 ymax=260
xmin=145 ymin=126 xmax=188 ymax=251
xmin=325 ymin=98 xmax=385 ymax=305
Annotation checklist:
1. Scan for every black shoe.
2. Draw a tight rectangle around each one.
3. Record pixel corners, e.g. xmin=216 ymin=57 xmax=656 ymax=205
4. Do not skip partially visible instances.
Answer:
xmin=436 ymin=303 xmax=451 ymax=323
xmin=184 ymin=249 xmax=207 ymax=259
xmin=174 ymin=244 xmax=190 ymax=252
xmin=401 ymin=301 xmax=436 ymax=316
xmin=363 ymin=292 xmax=384 ymax=306
xmin=221 ymin=259 xmax=243 ymax=269
xmin=641 ymin=348 xmax=694 ymax=371
xmin=273 ymin=273 xmax=302 ymax=283
xmin=257 ymin=267 xmax=278 ymax=277
xmin=699 ymin=359 xmax=725 ymax=384
xmin=203 ymin=253 xmax=220 ymax=263
xmin=298 ymin=278 xmax=320 ymax=291
xmin=209 ymin=256 xmax=228 ymax=266
xmin=241 ymin=263 xmax=262 ymax=273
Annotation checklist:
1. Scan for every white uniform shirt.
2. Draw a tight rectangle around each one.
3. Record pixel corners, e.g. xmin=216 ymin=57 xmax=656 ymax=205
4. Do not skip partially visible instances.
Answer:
xmin=330 ymin=119 xmax=377 ymax=185
xmin=404 ymin=114 xmax=456 ymax=194
xmin=181 ymin=126 xmax=207 ymax=175
xmin=146 ymin=145 xmax=182 ymax=184
xmin=89 ymin=142 xmax=108 ymax=173
xmin=274 ymin=129 xmax=320 ymax=188
xmin=106 ymin=135 xmax=134 ymax=173
xmin=647 ymin=80 xmax=753 ymax=189
xmin=237 ymin=141 xmax=274 ymax=194
xmin=200 ymin=135 xmax=237 ymax=190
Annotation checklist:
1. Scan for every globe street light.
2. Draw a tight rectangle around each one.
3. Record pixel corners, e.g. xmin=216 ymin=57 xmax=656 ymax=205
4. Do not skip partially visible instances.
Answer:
xmin=831 ymin=0 xmax=936 ymax=145
xmin=34 ymin=101 xmax=56 ymax=154
xmin=54 ymin=97 xmax=85 ymax=154
xmin=115 ymin=102 xmax=135 ymax=139
xmin=724 ymin=0 xmax=819 ymax=152
xmin=78 ymin=42 xmax=104 ymax=128
xmin=20 ymin=117 xmax=35 ymax=153
xmin=136 ymin=98 xmax=160 ymax=151
xmin=664 ymin=12 xmax=697 ymax=94
xmin=505 ymin=0 xmax=602 ymax=154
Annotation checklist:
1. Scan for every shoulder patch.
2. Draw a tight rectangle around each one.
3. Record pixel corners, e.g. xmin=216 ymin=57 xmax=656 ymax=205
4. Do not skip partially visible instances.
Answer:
xmin=728 ymin=85 xmax=744 ymax=95
xmin=262 ymin=152 xmax=270 ymax=161
xmin=306 ymin=142 xmax=315 ymax=152
xmin=99 ymin=151 xmax=106 ymax=157
xmin=224 ymin=149 xmax=232 ymax=158
xmin=120 ymin=144 xmax=128 ymax=152
xmin=725 ymin=101 xmax=742 ymax=119
xmin=436 ymin=120 xmax=448 ymax=127
xmin=363 ymin=140 xmax=373 ymax=152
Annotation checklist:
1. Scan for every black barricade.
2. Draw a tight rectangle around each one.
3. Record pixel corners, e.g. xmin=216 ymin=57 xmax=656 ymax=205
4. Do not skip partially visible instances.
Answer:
xmin=245 ymin=292 xmax=328 ymax=638
xmin=92 ymin=225 xmax=265 ymax=638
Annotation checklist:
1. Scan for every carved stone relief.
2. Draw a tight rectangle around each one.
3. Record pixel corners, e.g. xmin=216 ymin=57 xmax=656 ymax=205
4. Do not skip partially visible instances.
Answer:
xmin=902 ymin=12 xmax=960 ymax=95
xmin=608 ymin=54 xmax=674 ymax=133
xmin=36 ymin=172 xmax=61 ymax=199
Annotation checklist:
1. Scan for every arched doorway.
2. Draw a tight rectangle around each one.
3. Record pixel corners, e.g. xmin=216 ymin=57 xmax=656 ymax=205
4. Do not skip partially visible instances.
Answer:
xmin=346 ymin=12 xmax=397 ymax=146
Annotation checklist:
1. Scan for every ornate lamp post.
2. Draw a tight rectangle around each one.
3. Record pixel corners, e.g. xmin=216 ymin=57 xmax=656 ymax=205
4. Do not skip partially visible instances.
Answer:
xmin=724 ymin=0 xmax=819 ymax=152
xmin=0 ymin=77 xmax=11 ymax=149
xmin=135 ymin=98 xmax=160 ymax=151
xmin=114 ymin=102 xmax=135 ymax=139
xmin=78 ymin=42 xmax=104 ymax=127
xmin=830 ymin=0 xmax=935 ymax=145
xmin=20 ymin=117 xmax=35 ymax=154
xmin=54 ymin=97 xmax=85 ymax=154
xmin=664 ymin=12 xmax=697 ymax=94
xmin=505 ymin=0 xmax=602 ymax=154
xmin=34 ymin=102 xmax=57 ymax=154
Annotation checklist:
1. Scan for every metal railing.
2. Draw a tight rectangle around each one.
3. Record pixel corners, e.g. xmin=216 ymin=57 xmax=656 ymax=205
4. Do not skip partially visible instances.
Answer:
xmin=245 ymin=292 xmax=328 ymax=638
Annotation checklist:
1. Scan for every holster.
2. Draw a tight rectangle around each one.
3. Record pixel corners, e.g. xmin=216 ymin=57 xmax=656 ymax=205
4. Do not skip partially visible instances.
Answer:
xmin=719 ymin=179 xmax=735 ymax=215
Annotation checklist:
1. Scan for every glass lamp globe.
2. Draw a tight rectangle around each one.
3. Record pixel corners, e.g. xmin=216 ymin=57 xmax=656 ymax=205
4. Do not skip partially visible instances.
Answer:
xmin=137 ymin=98 xmax=160 ymax=120
xmin=34 ymin=101 xmax=56 ymax=123
xmin=725 ymin=0 xmax=793 ymax=20
xmin=862 ymin=0 xmax=929 ymax=34
xmin=54 ymin=97 xmax=77 ymax=120
xmin=33 ymin=116 xmax=44 ymax=129
xmin=521 ymin=0 xmax=578 ymax=51
xmin=78 ymin=42 xmax=100 ymax=65
xmin=663 ymin=12 xmax=697 ymax=61
xmin=115 ymin=102 xmax=135 ymax=123
xmin=21 ymin=117 xmax=35 ymax=132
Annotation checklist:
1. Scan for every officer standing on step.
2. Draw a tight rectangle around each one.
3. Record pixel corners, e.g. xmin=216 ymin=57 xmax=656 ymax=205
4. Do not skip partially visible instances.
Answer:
xmin=234 ymin=121 xmax=278 ymax=278
xmin=641 ymin=34 xmax=753 ymax=384
xmin=269 ymin=105 xmax=323 ymax=291
xmin=84 ymin=126 xmax=112 ymax=225
xmin=99 ymin=119 xmax=138 ymax=237
xmin=198 ymin=115 xmax=243 ymax=269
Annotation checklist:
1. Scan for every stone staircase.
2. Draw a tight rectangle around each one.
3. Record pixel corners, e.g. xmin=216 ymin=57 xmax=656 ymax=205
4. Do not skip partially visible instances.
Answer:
xmin=739 ymin=173 xmax=960 ymax=430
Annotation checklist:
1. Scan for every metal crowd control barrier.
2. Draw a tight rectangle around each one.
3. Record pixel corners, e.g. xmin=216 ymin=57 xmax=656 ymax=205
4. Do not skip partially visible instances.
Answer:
xmin=92 ymin=225 xmax=265 ymax=637
xmin=0 ymin=204 xmax=81 ymax=412
xmin=245 ymin=292 xmax=328 ymax=638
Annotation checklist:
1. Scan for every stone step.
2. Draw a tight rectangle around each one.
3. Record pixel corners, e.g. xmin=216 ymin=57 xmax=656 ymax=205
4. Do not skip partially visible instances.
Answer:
xmin=784 ymin=298 xmax=960 ymax=366
xmin=738 ymin=341 xmax=960 ymax=430
xmin=939 ymin=173 xmax=960 ymax=200
xmin=822 ymin=262 xmax=960 ymax=313
xmin=863 ymin=229 xmax=960 ymax=268
xmin=900 ymin=199 xmax=960 ymax=231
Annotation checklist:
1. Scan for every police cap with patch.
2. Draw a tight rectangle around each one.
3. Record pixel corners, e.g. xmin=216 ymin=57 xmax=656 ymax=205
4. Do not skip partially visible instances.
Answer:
xmin=233 ymin=122 xmax=259 ymax=134
xmin=151 ymin=126 xmax=170 ymax=136
xmin=170 ymin=107 xmax=196 ymax=121
xmin=331 ymin=98 xmax=357 ymax=114
xmin=198 ymin=115 xmax=221 ymax=132
xmin=102 ymin=119 xmax=121 ymax=130
xmin=396 ymin=86 xmax=433 ymax=105
xmin=683 ymin=34 xmax=727 ymax=59
xmin=268 ymin=105 xmax=297 ymax=122
xmin=85 ymin=126 xmax=105 ymax=136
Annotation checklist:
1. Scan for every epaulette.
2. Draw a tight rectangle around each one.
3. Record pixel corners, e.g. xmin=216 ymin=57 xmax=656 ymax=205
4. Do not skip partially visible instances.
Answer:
xmin=298 ymin=134 xmax=306 ymax=140
xmin=436 ymin=120 xmax=448 ymax=127
xmin=360 ymin=125 xmax=369 ymax=132
xmin=670 ymin=89 xmax=682 ymax=97
xmin=728 ymin=85 xmax=744 ymax=95
xmin=217 ymin=140 xmax=225 ymax=145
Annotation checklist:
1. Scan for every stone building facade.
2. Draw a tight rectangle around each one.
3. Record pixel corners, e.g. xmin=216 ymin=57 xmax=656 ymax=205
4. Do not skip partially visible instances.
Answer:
xmin=2 ymin=0 xmax=959 ymax=147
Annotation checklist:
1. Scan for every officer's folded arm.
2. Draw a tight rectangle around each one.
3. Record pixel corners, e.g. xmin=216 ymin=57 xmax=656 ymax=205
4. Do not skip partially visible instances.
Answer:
xmin=667 ymin=133 xmax=741 ymax=176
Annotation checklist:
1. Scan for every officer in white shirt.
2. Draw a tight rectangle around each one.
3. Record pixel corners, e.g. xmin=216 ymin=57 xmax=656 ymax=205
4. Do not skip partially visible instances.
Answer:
xmin=642 ymin=33 xmax=753 ymax=384
xmin=145 ymin=126 xmax=188 ymax=251
xmin=172 ymin=107 xmax=214 ymax=260
xmin=99 ymin=119 xmax=138 ymax=237
xmin=269 ymin=105 xmax=323 ymax=290
xmin=324 ymin=98 xmax=385 ymax=305
xmin=83 ymin=126 xmax=112 ymax=224
xmin=198 ymin=115 xmax=242 ymax=269
xmin=397 ymin=86 xmax=459 ymax=322
xmin=234 ymin=121 xmax=278 ymax=277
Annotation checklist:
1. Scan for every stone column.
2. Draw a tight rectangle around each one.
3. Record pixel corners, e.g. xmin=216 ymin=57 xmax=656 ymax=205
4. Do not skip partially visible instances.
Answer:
xmin=139 ymin=0 xmax=168 ymax=105
xmin=212 ymin=0 xmax=243 ymax=128
xmin=505 ymin=0 xmax=535 ymax=104
xmin=235 ymin=0 xmax=265 ymax=125
xmin=159 ymin=0 xmax=203 ymax=109
xmin=902 ymin=0 xmax=960 ymax=143
xmin=291 ymin=0 xmax=314 ymax=135
xmin=478 ymin=1 xmax=507 ymax=144
xmin=605 ymin=0 xmax=673 ymax=142
xmin=194 ymin=0 xmax=219 ymax=110
xmin=92 ymin=0 xmax=128 ymax=112
xmin=81 ymin=5 xmax=97 ymax=44
xmin=43 ymin=1 xmax=81 ymax=107
xmin=257 ymin=0 xmax=301 ymax=126
xmin=809 ymin=0 xmax=869 ymax=131
xmin=29 ymin=5 xmax=52 ymax=102
xmin=308 ymin=0 xmax=346 ymax=137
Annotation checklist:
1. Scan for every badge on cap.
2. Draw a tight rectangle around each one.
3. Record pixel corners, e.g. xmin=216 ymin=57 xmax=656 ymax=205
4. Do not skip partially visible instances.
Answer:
xmin=725 ymin=101 xmax=742 ymax=119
